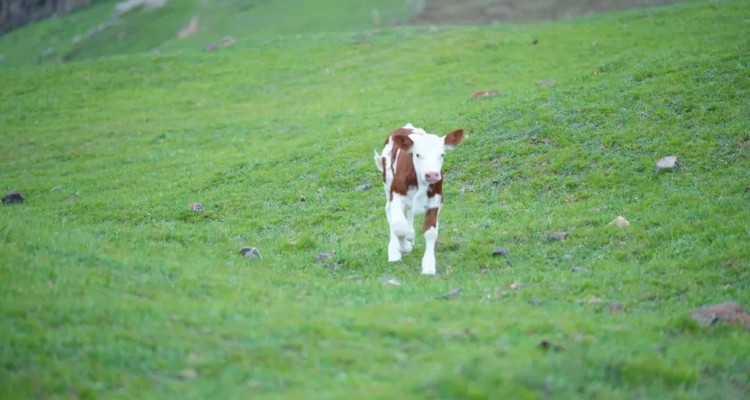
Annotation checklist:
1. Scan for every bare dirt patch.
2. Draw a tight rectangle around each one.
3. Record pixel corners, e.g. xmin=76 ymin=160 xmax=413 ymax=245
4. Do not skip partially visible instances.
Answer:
xmin=410 ymin=0 xmax=687 ymax=24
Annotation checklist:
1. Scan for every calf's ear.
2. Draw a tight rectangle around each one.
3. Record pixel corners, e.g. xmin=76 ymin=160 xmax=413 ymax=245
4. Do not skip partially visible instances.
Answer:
xmin=391 ymin=129 xmax=414 ymax=152
xmin=443 ymin=129 xmax=465 ymax=150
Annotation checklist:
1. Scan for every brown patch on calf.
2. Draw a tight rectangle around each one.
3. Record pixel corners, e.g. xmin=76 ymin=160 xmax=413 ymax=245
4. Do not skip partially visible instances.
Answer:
xmin=390 ymin=128 xmax=414 ymax=152
xmin=384 ymin=127 xmax=411 ymax=146
xmin=387 ymin=128 xmax=418 ymax=200
xmin=390 ymin=150 xmax=417 ymax=199
xmin=427 ymin=180 xmax=443 ymax=198
xmin=423 ymin=207 xmax=439 ymax=232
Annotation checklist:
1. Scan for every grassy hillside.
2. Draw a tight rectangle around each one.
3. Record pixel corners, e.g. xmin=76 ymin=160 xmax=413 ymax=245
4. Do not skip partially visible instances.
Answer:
xmin=1 ymin=0 xmax=749 ymax=399
xmin=0 ymin=0 xmax=412 ymax=66
xmin=0 ymin=0 xmax=690 ymax=67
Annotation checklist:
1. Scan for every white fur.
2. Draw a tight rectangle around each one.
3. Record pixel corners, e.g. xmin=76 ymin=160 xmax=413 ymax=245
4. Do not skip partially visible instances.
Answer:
xmin=377 ymin=123 xmax=455 ymax=275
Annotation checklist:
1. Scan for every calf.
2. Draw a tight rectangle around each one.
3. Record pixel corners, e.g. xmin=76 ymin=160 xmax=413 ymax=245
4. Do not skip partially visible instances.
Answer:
xmin=374 ymin=123 xmax=464 ymax=275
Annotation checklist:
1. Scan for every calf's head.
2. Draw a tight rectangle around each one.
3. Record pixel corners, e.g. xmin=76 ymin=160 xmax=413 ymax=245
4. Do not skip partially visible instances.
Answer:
xmin=392 ymin=128 xmax=464 ymax=184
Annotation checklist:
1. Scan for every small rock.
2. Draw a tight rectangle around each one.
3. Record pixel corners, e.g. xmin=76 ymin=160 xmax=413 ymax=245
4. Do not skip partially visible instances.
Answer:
xmin=537 ymin=339 xmax=562 ymax=351
xmin=492 ymin=247 xmax=509 ymax=257
xmin=220 ymin=36 xmax=237 ymax=47
xmin=607 ymin=301 xmax=624 ymax=313
xmin=690 ymin=302 xmax=750 ymax=328
xmin=608 ymin=216 xmax=629 ymax=228
xmin=531 ymin=38 xmax=539 ymax=45
xmin=315 ymin=251 xmax=336 ymax=262
xmin=547 ymin=231 xmax=568 ymax=241
xmin=178 ymin=368 xmax=198 ymax=380
xmin=186 ymin=352 xmax=201 ymax=364
xmin=571 ymin=266 xmax=590 ymax=273
xmin=537 ymin=79 xmax=555 ymax=86
xmin=239 ymin=247 xmax=262 ymax=259
xmin=509 ymin=281 xmax=522 ymax=290
xmin=655 ymin=155 xmax=678 ymax=171
xmin=204 ymin=43 xmax=218 ymax=52
xmin=563 ymin=254 xmax=573 ymax=261
xmin=2 ymin=190 xmax=24 ymax=204
xmin=39 ymin=47 xmax=54 ymax=60
xmin=190 ymin=202 xmax=204 ymax=212
xmin=178 ymin=16 xmax=200 ymax=39
xmin=380 ymin=275 xmax=401 ymax=286
xmin=470 ymin=90 xmax=499 ymax=99
xmin=438 ymin=288 xmax=462 ymax=300
xmin=355 ymin=183 xmax=373 ymax=191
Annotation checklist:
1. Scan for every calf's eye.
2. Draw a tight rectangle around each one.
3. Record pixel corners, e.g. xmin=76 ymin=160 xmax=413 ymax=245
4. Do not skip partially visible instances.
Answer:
xmin=415 ymin=154 xmax=421 ymax=158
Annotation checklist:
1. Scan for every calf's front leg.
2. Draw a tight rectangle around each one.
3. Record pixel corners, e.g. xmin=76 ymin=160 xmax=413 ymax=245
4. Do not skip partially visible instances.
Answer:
xmin=421 ymin=207 xmax=440 ymax=275
xmin=386 ymin=195 xmax=412 ymax=262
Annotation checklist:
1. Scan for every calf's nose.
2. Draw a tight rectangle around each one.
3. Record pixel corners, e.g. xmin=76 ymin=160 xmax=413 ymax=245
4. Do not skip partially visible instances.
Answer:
xmin=425 ymin=172 xmax=441 ymax=183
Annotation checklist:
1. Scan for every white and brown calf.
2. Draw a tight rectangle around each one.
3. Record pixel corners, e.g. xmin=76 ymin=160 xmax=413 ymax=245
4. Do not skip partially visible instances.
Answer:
xmin=374 ymin=123 xmax=464 ymax=275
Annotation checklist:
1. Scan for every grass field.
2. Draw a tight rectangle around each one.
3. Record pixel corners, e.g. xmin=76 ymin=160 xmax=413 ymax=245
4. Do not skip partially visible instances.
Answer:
xmin=1 ymin=0 xmax=749 ymax=399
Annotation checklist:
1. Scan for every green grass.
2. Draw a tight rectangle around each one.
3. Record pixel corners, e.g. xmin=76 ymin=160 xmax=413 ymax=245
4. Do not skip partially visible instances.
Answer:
xmin=0 ymin=0 xmax=412 ymax=66
xmin=1 ymin=0 xmax=749 ymax=399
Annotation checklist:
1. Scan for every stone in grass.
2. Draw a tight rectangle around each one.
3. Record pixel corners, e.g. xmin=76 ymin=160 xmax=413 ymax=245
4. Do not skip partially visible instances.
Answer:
xmin=470 ymin=90 xmax=499 ymax=99
xmin=315 ymin=251 xmax=336 ymax=262
xmin=437 ymin=288 xmax=462 ymax=300
xmin=221 ymin=36 xmax=237 ymax=47
xmin=537 ymin=79 xmax=556 ymax=86
xmin=190 ymin=202 xmax=204 ymax=212
xmin=607 ymin=216 xmax=630 ymax=228
xmin=547 ymin=231 xmax=568 ymax=241
xmin=355 ymin=183 xmax=373 ymax=192
xmin=178 ymin=368 xmax=199 ymax=380
xmin=380 ymin=275 xmax=401 ymax=286
xmin=239 ymin=247 xmax=262 ymax=259
xmin=2 ymin=190 xmax=24 ymax=204
xmin=571 ymin=266 xmax=591 ymax=273
xmin=537 ymin=339 xmax=563 ymax=352
xmin=607 ymin=301 xmax=624 ymax=314
xmin=492 ymin=247 xmax=509 ymax=257
xmin=690 ymin=302 xmax=750 ymax=328
xmin=655 ymin=155 xmax=678 ymax=171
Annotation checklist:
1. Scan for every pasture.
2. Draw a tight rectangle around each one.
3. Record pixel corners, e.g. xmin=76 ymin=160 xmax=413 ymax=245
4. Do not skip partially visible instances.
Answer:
xmin=1 ymin=0 xmax=748 ymax=398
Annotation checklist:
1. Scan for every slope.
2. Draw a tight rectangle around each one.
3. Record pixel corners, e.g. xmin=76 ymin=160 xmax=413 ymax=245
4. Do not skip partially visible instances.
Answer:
xmin=1 ymin=1 xmax=748 ymax=399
